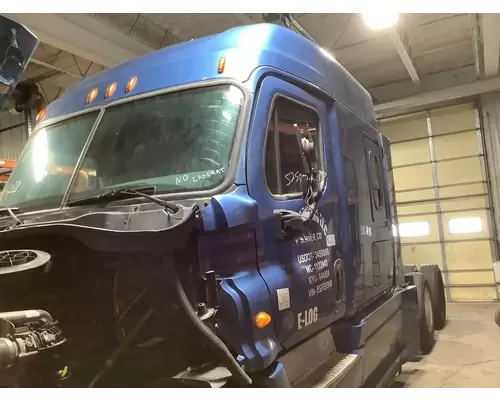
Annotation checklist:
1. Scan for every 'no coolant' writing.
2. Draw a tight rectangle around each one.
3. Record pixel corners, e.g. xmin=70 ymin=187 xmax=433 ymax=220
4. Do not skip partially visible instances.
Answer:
xmin=175 ymin=167 xmax=225 ymax=185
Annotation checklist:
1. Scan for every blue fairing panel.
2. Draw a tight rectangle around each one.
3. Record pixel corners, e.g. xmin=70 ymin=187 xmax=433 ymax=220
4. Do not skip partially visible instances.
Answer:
xmin=218 ymin=274 xmax=281 ymax=371
xmin=198 ymin=185 xmax=280 ymax=371
xmin=200 ymin=185 xmax=259 ymax=232
xmin=330 ymin=285 xmax=420 ymax=386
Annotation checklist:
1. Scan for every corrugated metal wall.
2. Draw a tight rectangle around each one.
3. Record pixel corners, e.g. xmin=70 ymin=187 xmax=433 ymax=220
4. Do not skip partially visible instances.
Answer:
xmin=479 ymin=92 xmax=500 ymax=294
xmin=380 ymin=103 xmax=498 ymax=302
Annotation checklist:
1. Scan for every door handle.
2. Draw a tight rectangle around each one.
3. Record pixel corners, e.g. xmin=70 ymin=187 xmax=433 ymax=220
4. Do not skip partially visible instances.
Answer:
xmin=274 ymin=209 xmax=307 ymax=241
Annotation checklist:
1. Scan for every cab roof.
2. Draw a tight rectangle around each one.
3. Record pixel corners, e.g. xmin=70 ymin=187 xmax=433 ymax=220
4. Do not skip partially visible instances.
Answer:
xmin=41 ymin=23 xmax=376 ymax=126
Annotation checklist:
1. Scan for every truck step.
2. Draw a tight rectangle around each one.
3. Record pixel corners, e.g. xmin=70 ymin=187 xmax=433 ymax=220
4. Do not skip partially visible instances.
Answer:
xmin=297 ymin=352 xmax=360 ymax=388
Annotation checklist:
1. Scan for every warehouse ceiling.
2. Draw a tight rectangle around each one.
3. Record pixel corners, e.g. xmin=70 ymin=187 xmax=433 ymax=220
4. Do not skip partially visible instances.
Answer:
xmin=2 ymin=13 xmax=499 ymax=113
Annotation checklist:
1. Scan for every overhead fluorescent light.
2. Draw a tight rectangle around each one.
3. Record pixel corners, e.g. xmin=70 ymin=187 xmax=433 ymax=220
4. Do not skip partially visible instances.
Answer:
xmin=362 ymin=13 xmax=399 ymax=31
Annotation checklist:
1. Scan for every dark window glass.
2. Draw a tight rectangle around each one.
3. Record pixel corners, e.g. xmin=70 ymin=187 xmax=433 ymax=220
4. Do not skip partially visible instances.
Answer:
xmin=67 ymin=85 xmax=243 ymax=203
xmin=1 ymin=85 xmax=244 ymax=211
xmin=265 ymin=97 xmax=321 ymax=196
xmin=368 ymin=150 xmax=383 ymax=210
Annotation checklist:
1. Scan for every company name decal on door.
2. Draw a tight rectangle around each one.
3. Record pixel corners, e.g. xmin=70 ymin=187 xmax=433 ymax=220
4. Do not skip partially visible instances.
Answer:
xmin=297 ymin=307 xmax=318 ymax=330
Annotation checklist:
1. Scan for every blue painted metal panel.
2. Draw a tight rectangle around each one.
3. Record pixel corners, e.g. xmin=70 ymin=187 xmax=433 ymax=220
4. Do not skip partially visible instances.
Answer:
xmin=197 ymin=185 xmax=280 ymax=371
xmin=39 ymin=24 xmax=375 ymax=127
xmin=245 ymin=75 xmax=346 ymax=350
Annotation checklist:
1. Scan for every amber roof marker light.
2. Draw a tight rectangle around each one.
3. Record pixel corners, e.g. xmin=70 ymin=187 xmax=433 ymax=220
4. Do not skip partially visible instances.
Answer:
xmin=217 ymin=57 xmax=226 ymax=74
xmin=86 ymin=88 xmax=98 ymax=105
xmin=105 ymin=82 xmax=117 ymax=99
xmin=36 ymin=108 xmax=47 ymax=123
xmin=125 ymin=76 xmax=137 ymax=93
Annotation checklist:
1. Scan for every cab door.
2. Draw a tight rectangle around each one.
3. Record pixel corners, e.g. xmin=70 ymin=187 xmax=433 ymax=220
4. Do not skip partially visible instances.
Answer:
xmin=247 ymin=76 xmax=345 ymax=349
xmin=363 ymin=130 xmax=393 ymax=294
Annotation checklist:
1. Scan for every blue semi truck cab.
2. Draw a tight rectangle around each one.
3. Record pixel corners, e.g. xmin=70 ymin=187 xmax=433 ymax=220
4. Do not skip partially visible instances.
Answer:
xmin=0 ymin=22 xmax=446 ymax=387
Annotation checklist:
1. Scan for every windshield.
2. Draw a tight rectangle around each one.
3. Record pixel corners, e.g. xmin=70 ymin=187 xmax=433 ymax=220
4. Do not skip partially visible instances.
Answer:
xmin=0 ymin=113 xmax=98 ymax=209
xmin=0 ymin=84 xmax=244 ymax=210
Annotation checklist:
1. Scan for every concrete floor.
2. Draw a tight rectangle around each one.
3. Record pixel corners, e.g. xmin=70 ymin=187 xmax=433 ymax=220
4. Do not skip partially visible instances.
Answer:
xmin=393 ymin=302 xmax=500 ymax=388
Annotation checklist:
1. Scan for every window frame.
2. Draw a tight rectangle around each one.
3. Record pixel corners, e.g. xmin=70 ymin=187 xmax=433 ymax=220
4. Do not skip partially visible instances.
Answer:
xmin=263 ymin=93 xmax=325 ymax=200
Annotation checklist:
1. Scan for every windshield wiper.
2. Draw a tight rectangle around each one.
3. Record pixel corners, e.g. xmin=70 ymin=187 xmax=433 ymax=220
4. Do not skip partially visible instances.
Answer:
xmin=0 ymin=206 xmax=23 ymax=225
xmin=66 ymin=187 xmax=180 ymax=213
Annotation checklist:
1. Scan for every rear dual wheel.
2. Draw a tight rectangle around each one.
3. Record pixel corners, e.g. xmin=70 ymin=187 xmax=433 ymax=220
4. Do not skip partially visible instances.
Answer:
xmin=417 ymin=265 xmax=446 ymax=355
xmin=420 ymin=264 xmax=447 ymax=330
xmin=418 ymin=281 xmax=435 ymax=355
xmin=494 ymin=309 xmax=500 ymax=327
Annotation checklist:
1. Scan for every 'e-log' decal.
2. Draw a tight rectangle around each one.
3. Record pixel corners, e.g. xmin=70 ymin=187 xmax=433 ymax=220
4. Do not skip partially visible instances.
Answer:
xmin=297 ymin=307 xmax=318 ymax=330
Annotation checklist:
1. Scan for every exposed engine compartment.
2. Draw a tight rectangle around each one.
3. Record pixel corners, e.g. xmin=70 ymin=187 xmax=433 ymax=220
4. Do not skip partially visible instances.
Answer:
xmin=0 ymin=307 xmax=66 ymax=386
xmin=0 ymin=228 xmax=230 ymax=387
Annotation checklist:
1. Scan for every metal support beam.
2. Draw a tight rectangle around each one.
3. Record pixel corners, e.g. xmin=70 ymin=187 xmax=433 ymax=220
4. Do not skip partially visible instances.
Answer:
xmin=30 ymin=58 xmax=82 ymax=79
xmin=2 ymin=13 xmax=155 ymax=67
xmin=481 ymin=14 xmax=500 ymax=78
xmin=375 ymin=75 xmax=500 ymax=118
xmin=389 ymin=28 xmax=420 ymax=83
xmin=23 ymin=70 xmax=62 ymax=85
xmin=469 ymin=13 xmax=481 ymax=79
xmin=412 ymin=40 xmax=471 ymax=59
xmin=0 ymin=122 xmax=25 ymax=135
xmin=368 ymin=65 xmax=477 ymax=104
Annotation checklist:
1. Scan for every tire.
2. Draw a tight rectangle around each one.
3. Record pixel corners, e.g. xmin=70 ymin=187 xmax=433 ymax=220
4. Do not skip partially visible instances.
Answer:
xmin=420 ymin=264 xmax=446 ymax=330
xmin=495 ymin=309 xmax=500 ymax=327
xmin=418 ymin=280 xmax=435 ymax=355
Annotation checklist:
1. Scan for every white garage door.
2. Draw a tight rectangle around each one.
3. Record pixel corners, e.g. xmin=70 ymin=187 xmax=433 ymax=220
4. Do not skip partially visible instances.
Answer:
xmin=380 ymin=103 xmax=498 ymax=301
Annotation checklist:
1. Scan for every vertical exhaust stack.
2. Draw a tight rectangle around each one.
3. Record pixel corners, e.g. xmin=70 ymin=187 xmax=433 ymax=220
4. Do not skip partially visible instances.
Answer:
xmin=0 ymin=16 xmax=39 ymax=112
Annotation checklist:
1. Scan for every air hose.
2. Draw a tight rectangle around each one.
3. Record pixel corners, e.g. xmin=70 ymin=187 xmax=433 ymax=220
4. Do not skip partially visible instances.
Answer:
xmin=167 ymin=258 xmax=253 ymax=386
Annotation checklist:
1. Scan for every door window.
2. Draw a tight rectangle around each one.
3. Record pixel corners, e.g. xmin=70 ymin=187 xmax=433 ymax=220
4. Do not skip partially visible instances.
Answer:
xmin=368 ymin=150 xmax=383 ymax=211
xmin=265 ymin=96 xmax=322 ymax=197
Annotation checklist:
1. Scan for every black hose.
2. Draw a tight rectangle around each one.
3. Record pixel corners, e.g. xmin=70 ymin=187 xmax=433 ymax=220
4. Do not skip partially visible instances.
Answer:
xmin=167 ymin=259 xmax=252 ymax=386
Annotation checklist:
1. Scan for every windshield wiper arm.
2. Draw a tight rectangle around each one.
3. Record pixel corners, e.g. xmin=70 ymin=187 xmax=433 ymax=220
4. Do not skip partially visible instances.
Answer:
xmin=0 ymin=206 xmax=23 ymax=225
xmin=66 ymin=187 xmax=180 ymax=213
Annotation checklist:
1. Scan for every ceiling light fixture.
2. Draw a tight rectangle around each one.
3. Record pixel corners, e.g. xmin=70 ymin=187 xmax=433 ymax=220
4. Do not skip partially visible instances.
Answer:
xmin=362 ymin=12 xmax=399 ymax=31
